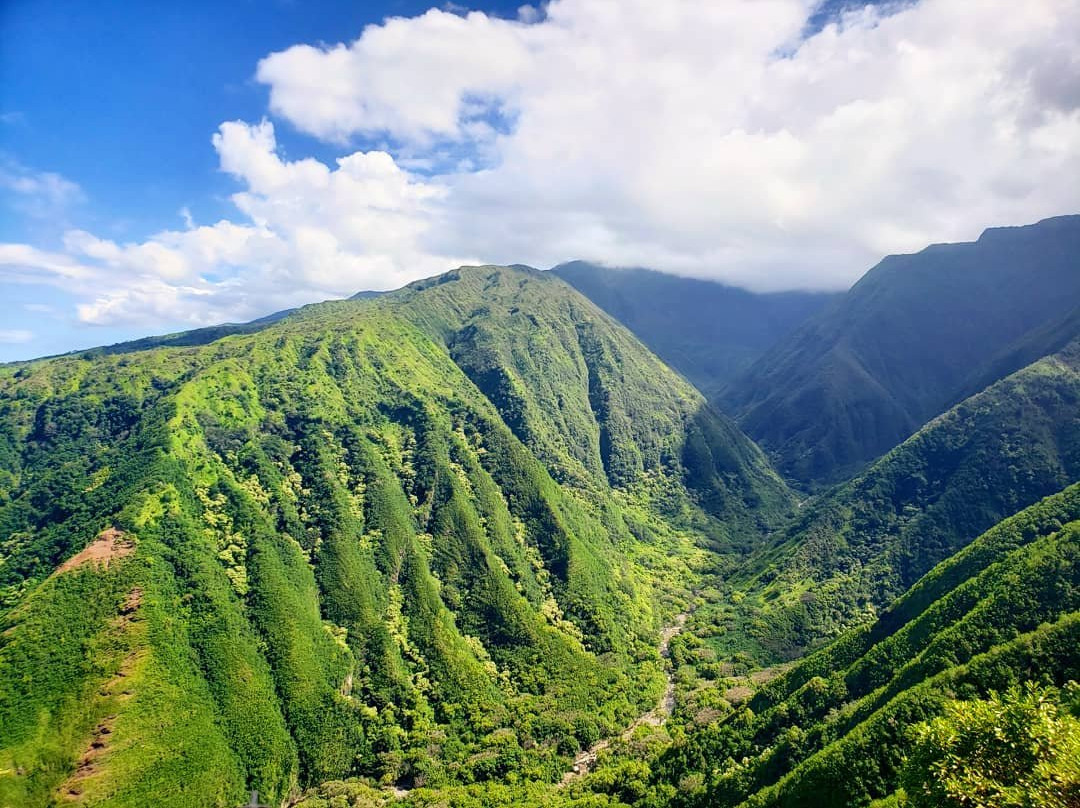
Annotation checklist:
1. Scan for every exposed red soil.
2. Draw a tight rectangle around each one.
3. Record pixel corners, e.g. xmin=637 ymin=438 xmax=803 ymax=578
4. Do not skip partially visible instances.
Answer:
xmin=56 ymin=528 xmax=134 ymax=574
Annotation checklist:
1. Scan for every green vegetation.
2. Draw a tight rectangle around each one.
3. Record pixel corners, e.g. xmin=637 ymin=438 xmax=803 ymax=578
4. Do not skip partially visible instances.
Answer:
xmin=646 ymin=483 xmax=1080 ymax=807
xmin=0 ymin=265 xmax=791 ymax=807
xmin=721 ymin=339 xmax=1080 ymax=662
xmin=720 ymin=215 xmax=1080 ymax=486
xmin=2 ymin=258 xmax=1078 ymax=808
xmin=901 ymin=682 xmax=1080 ymax=807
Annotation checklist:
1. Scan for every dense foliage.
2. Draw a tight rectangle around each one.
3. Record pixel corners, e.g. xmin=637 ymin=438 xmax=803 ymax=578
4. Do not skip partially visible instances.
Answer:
xmin=288 ymin=484 xmax=1080 ymax=808
xmin=901 ymin=682 xmax=1080 ymax=807
xmin=721 ymin=340 xmax=1080 ymax=662
xmin=0 ymin=266 xmax=790 ymax=807
xmin=2 ymin=253 xmax=1079 ymax=808
xmin=649 ymin=484 xmax=1080 ymax=807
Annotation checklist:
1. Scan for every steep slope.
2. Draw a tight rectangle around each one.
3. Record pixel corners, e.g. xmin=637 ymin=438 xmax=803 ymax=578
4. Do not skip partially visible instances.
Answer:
xmin=382 ymin=266 xmax=792 ymax=547
xmin=0 ymin=265 xmax=791 ymax=807
xmin=654 ymin=483 xmax=1080 ymax=808
xmin=720 ymin=338 xmax=1080 ymax=662
xmin=552 ymin=262 xmax=838 ymax=399
xmin=721 ymin=215 xmax=1080 ymax=486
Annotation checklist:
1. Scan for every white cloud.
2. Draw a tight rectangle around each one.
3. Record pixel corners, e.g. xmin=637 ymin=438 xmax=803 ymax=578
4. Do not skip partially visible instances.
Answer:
xmin=256 ymin=9 xmax=534 ymax=144
xmin=2 ymin=0 xmax=1079 ymax=331
xmin=0 ymin=160 xmax=84 ymax=221
xmin=256 ymin=0 xmax=1080 ymax=290
xmin=0 ymin=329 xmax=33 ymax=344
xmin=0 ymin=121 xmax=465 ymax=326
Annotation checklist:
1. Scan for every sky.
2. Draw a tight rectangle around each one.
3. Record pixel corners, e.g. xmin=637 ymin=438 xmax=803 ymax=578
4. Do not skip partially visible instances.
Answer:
xmin=1 ymin=0 xmax=1078 ymax=361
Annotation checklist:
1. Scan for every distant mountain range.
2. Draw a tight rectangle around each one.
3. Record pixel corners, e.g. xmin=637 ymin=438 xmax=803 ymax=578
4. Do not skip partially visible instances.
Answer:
xmin=552 ymin=262 xmax=839 ymax=399
xmin=2 ymin=216 xmax=1079 ymax=808
xmin=718 ymin=215 xmax=1080 ymax=487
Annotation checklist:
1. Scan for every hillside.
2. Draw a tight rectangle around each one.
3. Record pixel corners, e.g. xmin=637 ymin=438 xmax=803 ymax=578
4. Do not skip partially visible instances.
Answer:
xmin=552 ymin=262 xmax=839 ymax=399
xmin=718 ymin=337 xmax=1080 ymax=663
xmin=721 ymin=215 xmax=1080 ymax=486
xmin=383 ymin=266 xmax=792 ymax=544
xmin=652 ymin=483 xmax=1080 ymax=808
xmin=0 ymin=266 xmax=791 ymax=808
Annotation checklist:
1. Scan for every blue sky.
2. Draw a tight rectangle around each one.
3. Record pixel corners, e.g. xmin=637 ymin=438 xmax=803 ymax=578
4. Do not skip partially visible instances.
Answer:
xmin=1 ymin=0 xmax=521 ymax=237
xmin=2 ymin=0 xmax=1078 ymax=361
xmin=0 ymin=0 xmax=521 ymax=359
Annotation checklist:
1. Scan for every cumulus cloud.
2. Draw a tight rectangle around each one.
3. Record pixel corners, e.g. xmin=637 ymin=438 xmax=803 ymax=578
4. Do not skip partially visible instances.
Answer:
xmin=258 ymin=0 xmax=1080 ymax=290
xmin=0 ymin=121 xmax=466 ymax=325
xmin=2 ymin=0 xmax=1079 ymax=330
xmin=257 ymin=8 xmax=535 ymax=144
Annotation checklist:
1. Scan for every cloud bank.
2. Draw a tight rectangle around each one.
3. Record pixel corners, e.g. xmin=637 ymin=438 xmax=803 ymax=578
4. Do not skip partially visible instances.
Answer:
xmin=3 ymin=0 xmax=1079 ymax=326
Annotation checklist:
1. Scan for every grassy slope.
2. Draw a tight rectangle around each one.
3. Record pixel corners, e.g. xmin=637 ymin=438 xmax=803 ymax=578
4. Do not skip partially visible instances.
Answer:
xmin=0 ymin=266 xmax=791 ymax=807
xmin=721 ymin=215 xmax=1080 ymax=487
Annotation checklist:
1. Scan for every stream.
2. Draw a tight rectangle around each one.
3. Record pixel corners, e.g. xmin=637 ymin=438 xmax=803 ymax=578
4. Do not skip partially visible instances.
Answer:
xmin=558 ymin=609 xmax=690 ymax=786
xmin=375 ymin=608 xmax=692 ymax=799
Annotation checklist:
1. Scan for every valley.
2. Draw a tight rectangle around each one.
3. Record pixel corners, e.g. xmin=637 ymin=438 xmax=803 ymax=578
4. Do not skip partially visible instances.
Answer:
xmin=4 ymin=0 xmax=1079 ymax=804
xmin=1 ymin=221 xmax=1079 ymax=808
xmin=561 ymin=608 xmax=691 ymax=786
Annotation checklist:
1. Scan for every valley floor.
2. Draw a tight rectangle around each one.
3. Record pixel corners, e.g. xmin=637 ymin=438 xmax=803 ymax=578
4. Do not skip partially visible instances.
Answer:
xmin=560 ymin=609 xmax=691 ymax=786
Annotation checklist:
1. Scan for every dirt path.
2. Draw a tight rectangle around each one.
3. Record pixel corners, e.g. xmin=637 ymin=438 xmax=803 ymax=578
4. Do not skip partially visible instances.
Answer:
xmin=559 ymin=609 xmax=690 ymax=786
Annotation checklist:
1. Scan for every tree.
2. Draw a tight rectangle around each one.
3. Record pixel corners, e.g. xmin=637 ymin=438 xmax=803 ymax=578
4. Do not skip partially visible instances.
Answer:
xmin=900 ymin=682 xmax=1080 ymax=808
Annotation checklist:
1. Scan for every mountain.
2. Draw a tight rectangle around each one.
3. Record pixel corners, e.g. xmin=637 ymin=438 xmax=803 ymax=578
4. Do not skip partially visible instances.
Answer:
xmin=42 ymin=292 xmax=388 ymax=362
xmin=719 ymin=337 xmax=1080 ymax=663
xmin=552 ymin=262 xmax=839 ymax=399
xmin=0 ymin=265 xmax=791 ymax=807
xmin=720 ymin=215 xmax=1080 ymax=487
xmin=655 ymin=482 xmax=1080 ymax=808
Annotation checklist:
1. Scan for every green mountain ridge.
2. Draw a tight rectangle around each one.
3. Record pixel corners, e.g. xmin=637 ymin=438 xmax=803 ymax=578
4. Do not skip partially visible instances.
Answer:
xmin=0 ymin=265 xmax=791 ymax=807
xmin=655 ymin=483 xmax=1080 ymax=807
xmin=551 ymin=262 xmax=839 ymax=400
xmin=720 ymin=214 xmax=1080 ymax=487
xmin=719 ymin=337 xmax=1080 ymax=664
xmin=1 ymin=235 xmax=1079 ymax=808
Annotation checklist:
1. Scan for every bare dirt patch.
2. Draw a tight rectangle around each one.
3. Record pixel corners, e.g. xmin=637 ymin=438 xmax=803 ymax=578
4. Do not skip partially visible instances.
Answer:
xmin=723 ymin=685 xmax=754 ymax=705
xmin=750 ymin=665 xmax=785 ymax=685
xmin=56 ymin=528 xmax=134 ymax=574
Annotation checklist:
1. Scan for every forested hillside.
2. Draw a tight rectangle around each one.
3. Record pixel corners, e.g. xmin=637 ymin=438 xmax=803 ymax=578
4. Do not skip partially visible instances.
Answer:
xmin=717 ymin=338 xmax=1080 ymax=663
xmin=0 ymin=266 xmax=791 ymax=807
xmin=653 ymin=483 xmax=1080 ymax=807
xmin=552 ymin=262 xmax=838 ymax=399
xmin=5 ymin=0 xmax=1078 ymax=804
xmin=2 ymin=257 xmax=1079 ymax=808
xmin=720 ymin=215 xmax=1080 ymax=486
